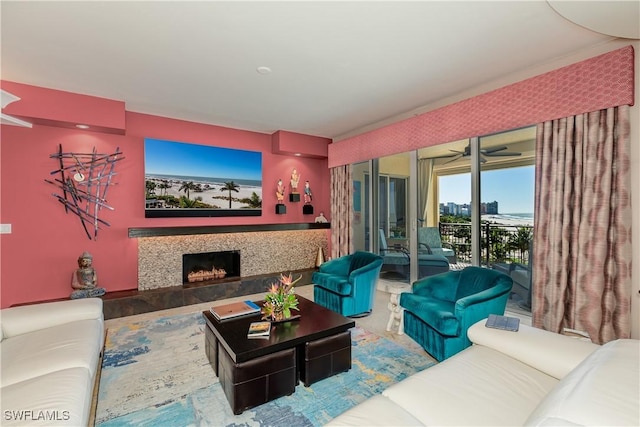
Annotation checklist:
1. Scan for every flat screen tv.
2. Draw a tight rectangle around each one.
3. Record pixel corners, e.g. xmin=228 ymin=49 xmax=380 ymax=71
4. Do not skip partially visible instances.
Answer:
xmin=144 ymin=138 xmax=262 ymax=218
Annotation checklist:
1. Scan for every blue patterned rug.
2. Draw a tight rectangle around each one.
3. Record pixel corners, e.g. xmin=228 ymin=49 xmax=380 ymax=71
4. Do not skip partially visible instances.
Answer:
xmin=96 ymin=311 xmax=434 ymax=426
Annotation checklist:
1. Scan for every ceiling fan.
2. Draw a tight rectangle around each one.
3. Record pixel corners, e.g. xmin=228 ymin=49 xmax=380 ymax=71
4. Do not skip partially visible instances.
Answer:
xmin=436 ymin=144 xmax=521 ymax=164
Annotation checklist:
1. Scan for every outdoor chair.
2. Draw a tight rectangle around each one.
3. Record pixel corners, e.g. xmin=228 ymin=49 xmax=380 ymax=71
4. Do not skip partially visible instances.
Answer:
xmin=491 ymin=241 xmax=532 ymax=310
xmin=418 ymin=227 xmax=457 ymax=263
xmin=379 ymin=229 xmax=449 ymax=279
xmin=312 ymin=251 xmax=383 ymax=317
xmin=400 ymin=266 xmax=513 ymax=361
xmin=507 ymin=241 xmax=533 ymax=309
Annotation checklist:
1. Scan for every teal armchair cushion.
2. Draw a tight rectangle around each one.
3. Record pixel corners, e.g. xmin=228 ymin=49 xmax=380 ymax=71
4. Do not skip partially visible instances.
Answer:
xmin=312 ymin=251 xmax=383 ymax=317
xmin=400 ymin=297 xmax=458 ymax=336
xmin=400 ymin=266 xmax=513 ymax=361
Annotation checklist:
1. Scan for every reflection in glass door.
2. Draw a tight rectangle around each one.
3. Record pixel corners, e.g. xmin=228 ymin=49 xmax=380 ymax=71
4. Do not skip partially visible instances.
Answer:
xmin=418 ymin=138 xmax=473 ymax=276
xmin=352 ymin=161 xmax=370 ymax=252
xmin=375 ymin=153 xmax=411 ymax=284
xmin=480 ymin=127 xmax=535 ymax=311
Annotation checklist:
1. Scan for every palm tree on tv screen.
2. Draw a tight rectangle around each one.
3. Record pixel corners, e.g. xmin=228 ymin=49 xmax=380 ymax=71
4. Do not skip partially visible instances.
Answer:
xmin=179 ymin=181 xmax=197 ymax=200
xmin=221 ymin=181 xmax=240 ymax=208
xmin=158 ymin=180 xmax=171 ymax=196
xmin=180 ymin=195 xmax=201 ymax=208
xmin=145 ymin=180 xmax=157 ymax=197
xmin=240 ymin=192 xmax=262 ymax=209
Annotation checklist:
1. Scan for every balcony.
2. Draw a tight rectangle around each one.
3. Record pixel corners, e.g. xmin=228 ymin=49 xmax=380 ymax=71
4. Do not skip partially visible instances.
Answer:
xmin=439 ymin=221 xmax=533 ymax=315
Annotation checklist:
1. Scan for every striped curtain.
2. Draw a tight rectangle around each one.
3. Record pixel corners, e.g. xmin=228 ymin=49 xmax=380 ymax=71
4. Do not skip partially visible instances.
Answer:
xmin=330 ymin=165 xmax=354 ymax=258
xmin=532 ymin=105 xmax=632 ymax=343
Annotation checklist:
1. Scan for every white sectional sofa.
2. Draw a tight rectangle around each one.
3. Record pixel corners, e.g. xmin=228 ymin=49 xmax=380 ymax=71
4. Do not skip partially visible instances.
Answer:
xmin=329 ymin=320 xmax=639 ymax=426
xmin=0 ymin=298 xmax=105 ymax=426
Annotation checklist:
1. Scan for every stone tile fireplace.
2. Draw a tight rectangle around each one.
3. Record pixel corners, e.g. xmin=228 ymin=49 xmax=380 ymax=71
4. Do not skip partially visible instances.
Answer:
xmin=132 ymin=223 xmax=329 ymax=291
xmin=100 ymin=223 xmax=329 ymax=319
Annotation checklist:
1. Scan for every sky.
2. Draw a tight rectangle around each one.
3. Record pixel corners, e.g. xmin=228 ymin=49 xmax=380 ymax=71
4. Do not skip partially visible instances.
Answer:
xmin=439 ymin=165 xmax=534 ymax=214
xmin=144 ymin=138 xmax=262 ymax=181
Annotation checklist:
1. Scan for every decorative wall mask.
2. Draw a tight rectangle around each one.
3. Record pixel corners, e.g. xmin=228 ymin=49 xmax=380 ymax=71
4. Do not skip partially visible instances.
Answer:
xmin=46 ymin=144 xmax=123 ymax=240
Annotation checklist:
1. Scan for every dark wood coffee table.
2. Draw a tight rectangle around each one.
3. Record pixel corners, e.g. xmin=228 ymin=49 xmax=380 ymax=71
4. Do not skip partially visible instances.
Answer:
xmin=203 ymin=295 xmax=355 ymax=414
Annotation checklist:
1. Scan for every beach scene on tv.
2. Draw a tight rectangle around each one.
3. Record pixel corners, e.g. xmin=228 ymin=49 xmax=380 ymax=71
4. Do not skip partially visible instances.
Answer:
xmin=144 ymin=139 xmax=262 ymax=211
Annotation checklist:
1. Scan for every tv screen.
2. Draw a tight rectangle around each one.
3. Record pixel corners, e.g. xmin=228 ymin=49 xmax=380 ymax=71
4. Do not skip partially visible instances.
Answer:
xmin=144 ymin=138 xmax=262 ymax=218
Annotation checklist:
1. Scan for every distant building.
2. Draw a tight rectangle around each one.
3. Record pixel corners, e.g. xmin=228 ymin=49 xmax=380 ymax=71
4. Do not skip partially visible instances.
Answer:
xmin=440 ymin=200 xmax=498 ymax=217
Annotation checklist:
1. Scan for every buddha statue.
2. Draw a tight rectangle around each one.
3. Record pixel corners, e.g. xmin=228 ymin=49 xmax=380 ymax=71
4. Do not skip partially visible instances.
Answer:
xmin=71 ymin=251 xmax=106 ymax=299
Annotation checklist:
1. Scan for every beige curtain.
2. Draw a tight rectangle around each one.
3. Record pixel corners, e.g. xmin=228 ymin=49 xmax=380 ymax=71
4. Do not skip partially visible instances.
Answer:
xmin=532 ymin=105 xmax=632 ymax=343
xmin=330 ymin=165 xmax=354 ymax=258
xmin=418 ymin=158 xmax=435 ymax=227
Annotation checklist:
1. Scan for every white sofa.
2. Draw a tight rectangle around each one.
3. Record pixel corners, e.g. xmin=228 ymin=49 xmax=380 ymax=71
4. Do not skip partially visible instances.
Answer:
xmin=0 ymin=298 xmax=105 ymax=426
xmin=329 ymin=320 xmax=639 ymax=426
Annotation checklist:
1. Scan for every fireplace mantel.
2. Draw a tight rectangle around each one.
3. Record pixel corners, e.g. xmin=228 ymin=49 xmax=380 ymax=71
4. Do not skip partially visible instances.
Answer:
xmin=128 ymin=222 xmax=330 ymax=238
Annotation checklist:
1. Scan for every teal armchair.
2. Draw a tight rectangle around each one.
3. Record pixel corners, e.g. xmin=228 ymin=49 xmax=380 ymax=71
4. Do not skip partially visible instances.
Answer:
xmin=400 ymin=266 xmax=513 ymax=361
xmin=312 ymin=251 xmax=383 ymax=317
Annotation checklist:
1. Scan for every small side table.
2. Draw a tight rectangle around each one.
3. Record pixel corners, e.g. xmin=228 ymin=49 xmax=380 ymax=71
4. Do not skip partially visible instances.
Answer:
xmin=377 ymin=281 xmax=412 ymax=334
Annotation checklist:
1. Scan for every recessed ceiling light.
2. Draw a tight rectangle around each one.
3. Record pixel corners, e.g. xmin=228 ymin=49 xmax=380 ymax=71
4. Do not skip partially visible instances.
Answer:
xmin=256 ymin=66 xmax=272 ymax=75
xmin=76 ymin=124 xmax=89 ymax=129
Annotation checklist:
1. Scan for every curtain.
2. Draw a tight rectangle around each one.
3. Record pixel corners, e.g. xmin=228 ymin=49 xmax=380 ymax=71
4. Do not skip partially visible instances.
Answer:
xmin=417 ymin=158 xmax=434 ymax=226
xmin=393 ymin=177 xmax=406 ymax=230
xmin=532 ymin=105 xmax=632 ymax=343
xmin=330 ymin=165 xmax=353 ymax=258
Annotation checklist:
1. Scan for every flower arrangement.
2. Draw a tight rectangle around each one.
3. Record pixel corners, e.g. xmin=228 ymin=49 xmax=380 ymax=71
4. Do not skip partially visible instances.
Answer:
xmin=261 ymin=273 xmax=301 ymax=321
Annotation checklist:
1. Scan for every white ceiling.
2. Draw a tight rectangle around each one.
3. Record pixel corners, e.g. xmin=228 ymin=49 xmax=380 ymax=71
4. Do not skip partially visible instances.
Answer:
xmin=1 ymin=1 xmax=636 ymax=140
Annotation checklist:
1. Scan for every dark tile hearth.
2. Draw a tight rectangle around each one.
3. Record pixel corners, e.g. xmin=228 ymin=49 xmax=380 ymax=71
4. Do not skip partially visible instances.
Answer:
xmin=102 ymin=269 xmax=315 ymax=320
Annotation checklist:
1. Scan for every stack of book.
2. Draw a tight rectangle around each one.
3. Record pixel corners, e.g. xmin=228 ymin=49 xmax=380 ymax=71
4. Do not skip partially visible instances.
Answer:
xmin=247 ymin=321 xmax=271 ymax=339
xmin=209 ymin=300 xmax=260 ymax=321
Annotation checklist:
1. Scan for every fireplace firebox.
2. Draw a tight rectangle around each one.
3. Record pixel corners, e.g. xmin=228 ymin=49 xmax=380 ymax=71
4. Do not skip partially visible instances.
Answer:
xmin=182 ymin=250 xmax=240 ymax=285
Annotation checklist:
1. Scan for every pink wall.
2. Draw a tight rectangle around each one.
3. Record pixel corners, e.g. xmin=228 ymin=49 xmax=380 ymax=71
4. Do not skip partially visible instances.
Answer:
xmin=0 ymin=85 xmax=330 ymax=308
xmin=2 ymin=80 xmax=126 ymax=134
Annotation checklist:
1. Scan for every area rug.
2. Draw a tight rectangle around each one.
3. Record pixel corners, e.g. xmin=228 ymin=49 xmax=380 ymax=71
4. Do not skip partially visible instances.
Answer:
xmin=95 ymin=311 xmax=434 ymax=426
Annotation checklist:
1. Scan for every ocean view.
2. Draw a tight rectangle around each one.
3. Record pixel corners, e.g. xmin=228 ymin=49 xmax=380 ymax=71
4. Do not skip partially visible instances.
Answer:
xmin=146 ymin=173 xmax=261 ymax=188
xmin=145 ymin=174 xmax=262 ymax=210
xmin=482 ymin=213 xmax=533 ymax=227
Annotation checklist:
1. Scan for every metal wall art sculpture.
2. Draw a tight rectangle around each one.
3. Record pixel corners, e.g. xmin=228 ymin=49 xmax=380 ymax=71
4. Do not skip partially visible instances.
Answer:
xmin=46 ymin=144 xmax=123 ymax=240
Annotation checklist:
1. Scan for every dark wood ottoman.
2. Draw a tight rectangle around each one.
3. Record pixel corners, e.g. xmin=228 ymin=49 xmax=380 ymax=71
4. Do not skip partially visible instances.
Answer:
xmin=204 ymin=326 xmax=219 ymax=375
xmin=302 ymin=330 xmax=351 ymax=387
xmin=203 ymin=296 xmax=354 ymax=414
xmin=218 ymin=343 xmax=297 ymax=415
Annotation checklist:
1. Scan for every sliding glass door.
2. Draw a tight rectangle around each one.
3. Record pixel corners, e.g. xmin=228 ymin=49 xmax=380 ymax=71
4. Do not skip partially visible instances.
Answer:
xmin=352 ymin=161 xmax=370 ymax=252
xmin=479 ymin=127 xmax=535 ymax=309
xmin=351 ymin=126 xmax=535 ymax=312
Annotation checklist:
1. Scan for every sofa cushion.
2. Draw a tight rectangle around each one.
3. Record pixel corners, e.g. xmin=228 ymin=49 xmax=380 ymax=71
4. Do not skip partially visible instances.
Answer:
xmin=0 ymin=367 xmax=93 ymax=426
xmin=0 ymin=298 xmax=103 ymax=338
xmin=325 ymin=394 xmax=423 ymax=426
xmin=467 ymin=320 xmax=599 ymax=380
xmin=381 ymin=345 xmax=558 ymax=426
xmin=0 ymin=319 xmax=103 ymax=387
xmin=312 ymin=272 xmax=352 ymax=296
xmin=525 ymin=339 xmax=640 ymax=427
xmin=400 ymin=294 xmax=458 ymax=336
xmin=381 ymin=251 xmax=410 ymax=266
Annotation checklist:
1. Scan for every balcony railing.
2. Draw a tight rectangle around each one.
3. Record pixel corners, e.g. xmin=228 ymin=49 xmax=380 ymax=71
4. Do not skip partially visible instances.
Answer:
xmin=439 ymin=222 xmax=533 ymax=267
